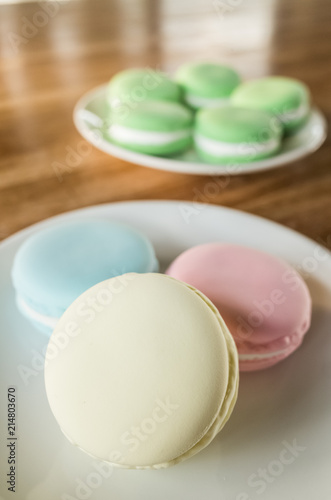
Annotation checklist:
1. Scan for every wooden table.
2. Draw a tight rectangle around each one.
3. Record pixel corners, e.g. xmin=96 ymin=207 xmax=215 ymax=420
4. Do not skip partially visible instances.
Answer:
xmin=0 ymin=0 xmax=330 ymax=246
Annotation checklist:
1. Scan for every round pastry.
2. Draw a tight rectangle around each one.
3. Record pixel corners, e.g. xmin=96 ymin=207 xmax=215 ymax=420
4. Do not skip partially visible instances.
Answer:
xmin=44 ymin=273 xmax=239 ymax=469
xmin=107 ymin=68 xmax=182 ymax=109
xmin=231 ymin=77 xmax=310 ymax=133
xmin=12 ymin=220 xmax=158 ymax=336
xmin=166 ymin=243 xmax=311 ymax=371
xmin=194 ymin=106 xmax=283 ymax=164
xmin=108 ymin=100 xmax=193 ymax=156
xmin=175 ymin=62 xmax=241 ymax=110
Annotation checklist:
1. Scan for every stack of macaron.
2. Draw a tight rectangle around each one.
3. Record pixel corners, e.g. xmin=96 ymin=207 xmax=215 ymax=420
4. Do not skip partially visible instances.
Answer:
xmin=12 ymin=219 xmax=312 ymax=469
xmin=106 ymin=68 xmax=194 ymax=157
xmin=106 ymin=63 xmax=311 ymax=164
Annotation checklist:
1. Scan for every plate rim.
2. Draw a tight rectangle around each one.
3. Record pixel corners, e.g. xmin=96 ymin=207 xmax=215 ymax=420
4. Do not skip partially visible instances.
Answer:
xmin=73 ymin=83 xmax=328 ymax=177
xmin=2 ymin=200 xmax=330 ymax=260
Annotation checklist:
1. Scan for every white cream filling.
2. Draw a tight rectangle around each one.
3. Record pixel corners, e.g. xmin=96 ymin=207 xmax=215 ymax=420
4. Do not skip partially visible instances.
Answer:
xmin=278 ymin=102 xmax=309 ymax=123
xmin=184 ymin=93 xmax=229 ymax=108
xmin=239 ymin=346 xmax=292 ymax=361
xmin=16 ymin=295 xmax=58 ymax=329
xmin=109 ymin=125 xmax=190 ymax=146
xmin=195 ymin=134 xmax=279 ymax=157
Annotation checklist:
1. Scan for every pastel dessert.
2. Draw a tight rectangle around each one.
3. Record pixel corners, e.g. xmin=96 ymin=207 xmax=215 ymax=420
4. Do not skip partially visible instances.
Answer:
xmin=166 ymin=243 xmax=311 ymax=371
xmin=108 ymin=100 xmax=193 ymax=156
xmin=107 ymin=68 xmax=182 ymax=109
xmin=12 ymin=220 xmax=158 ymax=336
xmin=194 ymin=106 xmax=283 ymax=164
xmin=175 ymin=62 xmax=241 ymax=110
xmin=231 ymin=77 xmax=310 ymax=133
xmin=44 ymin=273 xmax=239 ymax=469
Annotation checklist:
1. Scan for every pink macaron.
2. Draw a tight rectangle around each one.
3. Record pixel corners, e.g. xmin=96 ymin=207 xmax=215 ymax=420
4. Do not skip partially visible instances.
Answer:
xmin=166 ymin=243 xmax=312 ymax=371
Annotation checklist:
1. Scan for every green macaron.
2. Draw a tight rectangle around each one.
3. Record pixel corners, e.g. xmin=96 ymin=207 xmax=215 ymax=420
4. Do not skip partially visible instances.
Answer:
xmin=194 ymin=107 xmax=283 ymax=164
xmin=107 ymin=100 xmax=194 ymax=156
xmin=231 ymin=77 xmax=310 ymax=134
xmin=175 ymin=62 xmax=241 ymax=110
xmin=107 ymin=68 xmax=182 ymax=110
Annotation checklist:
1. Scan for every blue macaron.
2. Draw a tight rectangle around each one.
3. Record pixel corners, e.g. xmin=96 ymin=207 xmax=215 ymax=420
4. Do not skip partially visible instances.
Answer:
xmin=12 ymin=219 xmax=159 ymax=335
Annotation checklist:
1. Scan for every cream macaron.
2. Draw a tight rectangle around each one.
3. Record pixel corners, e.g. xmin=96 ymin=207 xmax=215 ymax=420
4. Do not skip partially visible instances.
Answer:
xmin=44 ymin=273 xmax=238 ymax=469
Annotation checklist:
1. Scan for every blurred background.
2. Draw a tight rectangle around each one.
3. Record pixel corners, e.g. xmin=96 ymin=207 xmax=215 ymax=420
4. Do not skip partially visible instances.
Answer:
xmin=0 ymin=0 xmax=330 ymax=242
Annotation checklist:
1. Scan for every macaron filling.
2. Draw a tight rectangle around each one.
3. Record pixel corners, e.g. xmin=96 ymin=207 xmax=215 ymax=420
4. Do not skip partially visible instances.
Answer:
xmin=16 ymin=294 xmax=58 ymax=330
xmin=238 ymin=346 xmax=294 ymax=361
xmin=235 ymin=327 xmax=305 ymax=365
xmin=195 ymin=134 xmax=279 ymax=158
xmin=109 ymin=124 xmax=191 ymax=146
xmin=278 ymin=102 xmax=309 ymax=123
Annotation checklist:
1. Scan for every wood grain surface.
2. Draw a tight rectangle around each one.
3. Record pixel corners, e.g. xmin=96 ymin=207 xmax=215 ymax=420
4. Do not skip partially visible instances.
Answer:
xmin=0 ymin=0 xmax=330 ymax=246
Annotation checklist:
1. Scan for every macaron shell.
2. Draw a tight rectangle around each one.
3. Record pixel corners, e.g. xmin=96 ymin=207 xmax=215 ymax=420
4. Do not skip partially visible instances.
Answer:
xmin=44 ymin=273 xmax=238 ymax=468
xmin=195 ymin=107 xmax=282 ymax=143
xmin=170 ymin=282 xmax=239 ymax=465
xmin=175 ymin=63 xmax=241 ymax=99
xmin=107 ymin=68 xmax=182 ymax=106
xmin=12 ymin=220 xmax=158 ymax=319
xmin=166 ymin=243 xmax=311 ymax=370
xmin=231 ymin=76 xmax=310 ymax=133
xmin=110 ymin=100 xmax=193 ymax=131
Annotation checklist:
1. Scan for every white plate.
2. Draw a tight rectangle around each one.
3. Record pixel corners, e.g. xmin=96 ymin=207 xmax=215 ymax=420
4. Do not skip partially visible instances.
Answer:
xmin=0 ymin=201 xmax=331 ymax=500
xmin=73 ymin=84 xmax=327 ymax=176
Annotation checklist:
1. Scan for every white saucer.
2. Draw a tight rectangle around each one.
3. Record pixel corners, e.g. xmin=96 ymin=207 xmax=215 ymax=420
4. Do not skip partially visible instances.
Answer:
xmin=1 ymin=201 xmax=331 ymax=499
xmin=73 ymin=84 xmax=327 ymax=176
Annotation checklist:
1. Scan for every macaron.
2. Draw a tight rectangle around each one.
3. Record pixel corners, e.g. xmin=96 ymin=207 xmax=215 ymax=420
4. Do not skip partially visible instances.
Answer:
xmin=231 ymin=77 xmax=310 ymax=133
xmin=44 ymin=273 xmax=239 ymax=469
xmin=108 ymin=100 xmax=194 ymax=156
xmin=107 ymin=68 xmax=182 ymax=109
xmin=12 ymin=220 xmax=158 ymax=336
xmin=194 ymin=107 xmax=283 ymax=164
xmin=166 ymin=243 xmax=312 ymax=371
xmin=175 ymin=62 xmax=241 ymax=110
